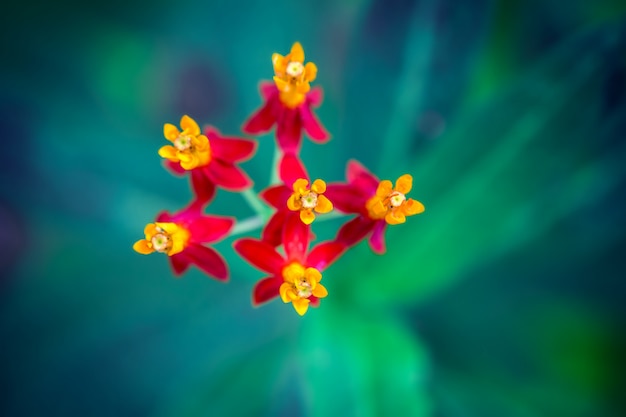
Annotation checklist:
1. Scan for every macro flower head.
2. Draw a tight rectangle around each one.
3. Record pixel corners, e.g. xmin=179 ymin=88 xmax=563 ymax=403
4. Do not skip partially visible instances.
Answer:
xmin=243 ymin=42 xmax=329 ymax=154
xmin=234 ymin=214 xmax=344 ymax=315
xmin=133 ymin=202 xmax=234 ymax=281
xmin=160 ymin=115 xmax=257 ymax=203
xmin=325 ymin=160 xmax=425 ymax=254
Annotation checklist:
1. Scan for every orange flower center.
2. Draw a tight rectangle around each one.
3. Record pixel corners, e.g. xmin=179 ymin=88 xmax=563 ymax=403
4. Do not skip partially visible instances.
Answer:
xmin=300 ymin=191 xmax=318 ymax=209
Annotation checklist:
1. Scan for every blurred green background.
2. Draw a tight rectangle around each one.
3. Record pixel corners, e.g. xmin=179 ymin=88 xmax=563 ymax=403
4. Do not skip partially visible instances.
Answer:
xmin=1 ymin=0 xmax=625 ymax=416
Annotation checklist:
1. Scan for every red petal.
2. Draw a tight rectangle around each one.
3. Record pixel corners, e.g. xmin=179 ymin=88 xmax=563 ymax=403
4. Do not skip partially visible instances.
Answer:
xmin=261 ymin=211 xmax=287 ymax=247
xmin=242 ymin=100 xmax=276 ymax=134
xmin=279 ymin=153 xmax=308 ymax=186
xmin=188 ymin=215 xmax=234 ymax=243
xmin=346 ymin=159 xmax=379 ymax=195
xmin=164 ymin=160 xmax=186 ymax=175
xmin=233 ymin=238 xmax=284 ymax=274
xmin=260 ymin=184 xmax=291 ymax=209
xmin=369 ymin=220 xmax=387 ymax=255
xmin=276 ymin=108 xmax=302 ymax=153
xmin=307 ymin=86 xmax=323 ymax=107
xmin=299 ymin=103 xmax=329 ymax=142
xmin=260 ymin=81 xmax=278 ymax=99
xmin=190 ymin=169 xmax=217 ymax=205
xmin=207 ymin=132 xmax=257 ymax=163
xmin=155 ymin=210 xmax=173 ymax=222
xmin=206 ymin=159 xmax=252 ymax=191
xmin=252 ymin=276 xmax=282 ymax=305
xmin=283 ymin=214 xmax=309 ymax=261
xmin=307 ymin=242 xmax=346 ymax=271
xmin=324 ymin=183 xmax=368 ymax=214
xmin=336 ymin=216 xmax=375 ymax=248
xmin=170 ymin=253 xmax=191 ymax=276
xmin=184 ymin=243 xmax=229 ymax=281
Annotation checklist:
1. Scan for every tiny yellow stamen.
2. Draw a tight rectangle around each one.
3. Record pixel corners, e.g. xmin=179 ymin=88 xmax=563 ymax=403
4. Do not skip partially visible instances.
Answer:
xmin=159 ymin=115 xmax=211 ymax=170
xmin=272 ymin=42 xmax=317 ymax=108
xmin=133 ymin=222 xmax=190 ymax=256
xmin=365 ymin=174 xmax=425 ymax=224
xmin=280 ymin=262 xmax=326 ymax=316
xmin=287 ymin=178 xmax=333 ymax=225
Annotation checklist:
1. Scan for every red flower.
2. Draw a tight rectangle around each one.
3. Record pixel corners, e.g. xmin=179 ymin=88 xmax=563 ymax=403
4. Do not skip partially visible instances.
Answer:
xmin=233 ymin=214 xmax=345 ymax=315
xmin=325 ymin=160 xmax=425 ymax=254
xmin=161 ymin=116 xmax=257 ymax=204
xmin=134 ymin=202 xmax=234 ymax=281
xmin=243 ymin=82 xmax=328 ymax=153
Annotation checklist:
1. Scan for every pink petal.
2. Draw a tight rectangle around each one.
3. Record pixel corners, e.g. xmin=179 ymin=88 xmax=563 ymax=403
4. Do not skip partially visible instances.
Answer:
xmin=252 ymin=276 xmax=282 ymax=305
xmin=346 ymin=159 xmax=379 ymax=195
xmin=279 ymin=153 xmax=308 ymax=186
xmin=242 ymin=100 xmax=276 ymax=134
xmin=184 ymin=243 xmax=229 ymax=281
xmin=207 ymin=133 xmax=257 ymax=163
xmin=336 ymin=216 xmax=375 ymax=248
xmin=260 ymin=81 xmax=278 ymax=99
xmin=306 ymin=86 xmax=323 ymax=107
xmin=307 ymin=242 xmax=346 ymax=271
xmin=190 ymin=169 xmax=217 ymax=205
xmin=155 ymin=210 xmax=173 ymax=222
xmin=276 ymin=107 xmax=302 ymax=153
xmin=299 ymin=103 xmax=329 ymax=142
xmin=369 ymin=220 xmax=387 ymax=255
xmin=206 ymin=159 xmax=252 ymax=191
xmin=164 ymin=160 xmax=186 ymax=175
xmin=324 ymin=183 xmax=368 ymax=214
xmin=188 ymin=215 xmax=234 ymax=243
xmin=309 ymin=296 xmax=320 ymax=307
xmin=233 ymin=238 xmax=284 ymax=274
xmin=261 ymin=211 xmax=287 ymax=247
xmin=283 ymin=213 xmax=309 ymax=261
xmin=169 ymin=253 xmax=191 ymax=276
xmin=260 ymin=184 xmax=291 ymax=209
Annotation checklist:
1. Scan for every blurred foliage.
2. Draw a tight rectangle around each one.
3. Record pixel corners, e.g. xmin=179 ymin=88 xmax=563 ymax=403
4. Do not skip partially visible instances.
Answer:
xmin=1 ymin=0 xmax=625 ymax=416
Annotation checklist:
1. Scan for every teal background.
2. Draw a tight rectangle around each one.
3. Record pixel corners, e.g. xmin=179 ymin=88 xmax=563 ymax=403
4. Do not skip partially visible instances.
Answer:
xmin=1 ymin=0 xmax=625 ymax=416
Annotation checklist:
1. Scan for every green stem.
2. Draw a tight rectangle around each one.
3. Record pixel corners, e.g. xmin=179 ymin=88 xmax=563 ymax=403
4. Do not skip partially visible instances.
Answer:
xmin=269 ymin=146 xmax=282 ymax=185
xmin=231 ymin=215 xmax=266 ymax=236
xmin=241 ymin=188 xmax=269 ymax=217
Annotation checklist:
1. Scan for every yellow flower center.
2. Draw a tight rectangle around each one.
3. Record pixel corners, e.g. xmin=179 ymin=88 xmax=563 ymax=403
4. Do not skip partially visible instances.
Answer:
xmin=159 ymin=115 xmax=212 ymax=170
xmin=388 ymin=192 xmax=406 ymax=208
xmin=286 ymin=61 xmax=304 ymax=77
xmin=279 ymin=262 xmax=328 ymax=316
xmin=133 ymin=222 xmax=191 ymax=257
xmin=365 ymin=175 xmax=425 ymax=225
xmin=301 ymin=191 xmax=318 ymax=209
xmin=174 ymin=134 xmax=193 ymax=151
xmin=151 ymin=231 xmax=171 ymax=253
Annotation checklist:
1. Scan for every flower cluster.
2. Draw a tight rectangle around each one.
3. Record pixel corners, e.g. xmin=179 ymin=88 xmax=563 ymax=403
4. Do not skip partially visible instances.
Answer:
xmin=134 ymin=42 xmax=425 ymax=316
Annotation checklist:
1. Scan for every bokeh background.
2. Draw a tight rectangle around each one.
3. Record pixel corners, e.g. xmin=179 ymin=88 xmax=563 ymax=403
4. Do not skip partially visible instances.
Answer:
xmin=1 ymin=0 xmax=625 ymax=416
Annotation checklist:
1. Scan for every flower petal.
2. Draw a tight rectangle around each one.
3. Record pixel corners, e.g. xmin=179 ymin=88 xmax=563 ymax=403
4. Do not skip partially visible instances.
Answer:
xmin=292 ymin=298 xmax=310 ymax=316
xmin=346 ymin=160 xmax=379 ymax=195
xmin=304 ymin=62 xmax=317 ymax=83
xmin=261 ymin=184 xmax=292 ymax=209
xmin=306 ymin=86 xmax=323 ymax=107
xmin=276 ymin=107 xmax=302 ymax=153
xmin=169 ymin=252 xmax=191 ymax=276
xmin=369 ymin=220 xmax=387 ymax=255
xmin=312 ymin=283 xmax=328 ymax=298
xmin=287 ymin=194 xmax=301 ymax=211
xmin=315 ymin=194 xmax=333 ymax=214
xmin=133 ymin=239 xmax=153 ymax=254
xmin=163 ymin=123 xmax=180 ymax=141
xmin=180 ymin=115 xmax=200 ymax=136
xmin=404 ymin=198 xmax=425 ymax=216
xmin=242 ymin=100 xmax=277 ymax=134
xmin=188 ymin=215 xmax=234 ymax=243
xmin=234 ymin=238 xmax=284 ymax=274
xmin=205 ymin=159 xmax=253 ymax=191
xmin=307 ymin=241 xmax=345 ymax=270
xmin=376 ymin=180 xmax=393 ymax=199
xmin=253 ymin=276 xmax=283 ymax=305
xmin=283 ymin=214 xmax=309 ymax=261
xmin=261 ymin=211 xmax=288 ymax=247
xmin=184 ymin=243 xmax=229 ymax=281
xmin=300 ymin=209 xmax=315 ymax=225
xmin=311 ymin=179 xmax=326 ymax=194
xmin=395 ymin=174 xmax=413 ymax=194
xmin=279 ymin=153 xmax=308 ymax=186
xmin=208 ymin=134 xmax=257 ymax=163
xmin=279 ymin=282 xmax=292 ymax=303
xmin=385 ymin=210 xmax=406 ymax=225
xmin=336 ymin=216 xmax=375 ymax=248
xmin=324 ymin=183 xmax=367 ymax=214
xmin=190 ymin=169 xmax=217 ymax=205
xmin=164 ymin=160 xmax=186 ymax=175
xmin=290 ymin=42 xmax=305 ymax=62
xmin=299 ymin=101 xmax=329 ymax=142
xmin=158 ymin=145 xmax=178 ymax=161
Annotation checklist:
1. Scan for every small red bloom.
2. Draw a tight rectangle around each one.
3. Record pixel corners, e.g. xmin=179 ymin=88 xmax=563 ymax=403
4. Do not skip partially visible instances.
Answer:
xmin=233 ymin=214 xmax=344 ymax=315
xmin=134 ymin=202 xmax=234 ymax=281
xmin=243 ymin=41 xmax=329 ymax=153
xmin=325 ymin=160 xmax=425 ymax=254
xmin=161 ymin=116 xmax=257 ymax=204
